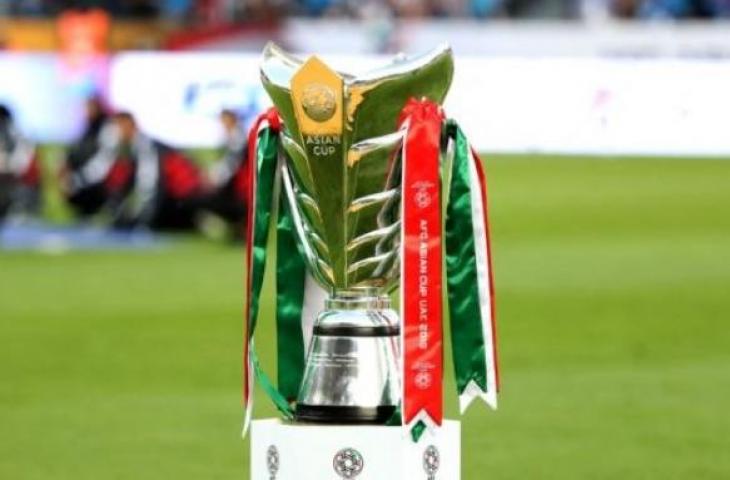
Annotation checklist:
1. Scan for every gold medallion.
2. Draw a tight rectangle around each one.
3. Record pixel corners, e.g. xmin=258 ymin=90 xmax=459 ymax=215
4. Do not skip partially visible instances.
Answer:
xmin=301 ymin=83 xmax=336 ymax=122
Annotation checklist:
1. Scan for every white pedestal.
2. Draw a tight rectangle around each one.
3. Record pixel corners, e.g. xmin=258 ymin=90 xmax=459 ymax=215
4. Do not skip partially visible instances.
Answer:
xmin=251 ymin=419 xmax=460 ymax=480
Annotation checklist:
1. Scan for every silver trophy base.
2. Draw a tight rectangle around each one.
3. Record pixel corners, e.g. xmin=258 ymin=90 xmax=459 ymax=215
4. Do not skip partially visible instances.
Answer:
xmin=295 ymin=294 xmax=401 ymax=424
xmin=295 ymin=404 xmax=396 ymax=424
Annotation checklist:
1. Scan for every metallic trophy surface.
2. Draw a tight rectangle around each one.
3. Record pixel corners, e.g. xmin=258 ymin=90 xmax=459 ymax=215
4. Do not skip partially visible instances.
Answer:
xmin=260 ymin=43 xmax=454 ymax=423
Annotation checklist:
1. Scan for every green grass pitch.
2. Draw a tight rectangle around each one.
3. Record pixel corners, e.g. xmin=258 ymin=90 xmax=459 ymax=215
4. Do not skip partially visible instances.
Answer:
xmin=1 ymin=155 xmax=730 ymax=479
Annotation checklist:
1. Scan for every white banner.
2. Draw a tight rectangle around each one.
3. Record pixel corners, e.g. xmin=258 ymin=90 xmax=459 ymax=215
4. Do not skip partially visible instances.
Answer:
xmin=452 ymin=57 xmax=730 ymax=156
xmin=0 ymin=54 xmax=109 ymax=143
xmin=109 ymin=53 xmax=267 ymax=147
xmin=109 ymin=53 xmax=730 ymax=156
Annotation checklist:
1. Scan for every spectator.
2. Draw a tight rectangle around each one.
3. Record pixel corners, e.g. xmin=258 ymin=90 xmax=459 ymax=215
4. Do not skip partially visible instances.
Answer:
xmin=0 ymin=105 xmax=40 ymax=221
xmin=122 ymin=0 xmax=159 ymax=18
xmin=200 ymin=108 xmax=249 ymax=236
xmin=639 ymin=0 xmax=716 ymax=17
xmin=161 ymin=0 xmax=194 ymax=20
xmin=63 ymin=96 xmax=111 ymax=217
xmin=69 ymin=112 xmax=206 ymax=230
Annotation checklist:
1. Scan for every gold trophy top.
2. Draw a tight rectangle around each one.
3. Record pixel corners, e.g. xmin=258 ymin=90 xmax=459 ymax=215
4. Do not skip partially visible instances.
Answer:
xmin=260 ymin=43 xmax=454 ymax=293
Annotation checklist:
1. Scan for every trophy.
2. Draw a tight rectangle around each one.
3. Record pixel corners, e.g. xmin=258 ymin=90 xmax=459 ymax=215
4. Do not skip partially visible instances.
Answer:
xmin=259 ymin=42 xmax=454 ymax=424
xmin=244 ymin=43 xmax=499 ymax=479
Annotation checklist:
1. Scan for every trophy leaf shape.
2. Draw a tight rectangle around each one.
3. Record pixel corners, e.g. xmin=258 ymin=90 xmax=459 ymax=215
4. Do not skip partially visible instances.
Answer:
xmin=261 ymin=43 xmax=454 ymax=292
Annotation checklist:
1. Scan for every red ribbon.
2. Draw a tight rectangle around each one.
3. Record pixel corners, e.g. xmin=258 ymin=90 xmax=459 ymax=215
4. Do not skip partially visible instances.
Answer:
xmin=471 ymin=147 xmax=500 ymax=391
xmin=400 ymin=99 xmax=445 ymax=427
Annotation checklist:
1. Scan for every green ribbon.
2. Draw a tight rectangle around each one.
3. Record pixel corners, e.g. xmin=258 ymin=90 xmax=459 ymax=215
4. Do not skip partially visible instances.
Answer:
xmin=247 ymin=125 xmax=296 ymax=419
xmin=444 ymin=120 xmax=489 ymax=397
xmin=248 ymin=116 xmax=494 ymax=426
xmin=276 ymin=193 xmax=307 ymax=401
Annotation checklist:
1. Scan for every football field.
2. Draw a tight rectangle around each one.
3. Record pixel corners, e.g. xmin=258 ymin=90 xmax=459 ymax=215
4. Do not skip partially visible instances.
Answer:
xmin=2 ymin=156 xmax=730 ymax=479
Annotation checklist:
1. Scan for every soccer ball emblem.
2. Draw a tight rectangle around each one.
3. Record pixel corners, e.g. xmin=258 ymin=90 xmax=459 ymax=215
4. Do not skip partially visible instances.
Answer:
xmin=413 ymin=181 xmax=434 ymax=209
xmin=266 ymin=445 xmax=279 ymax=479
xmin=302 ymin=83 xmax=337 ymax=122
xmin=333 ymin=448 xmax=364 ymax=478
xmin=415 ymin=371 xmax=433 ymax=390
xmin=423 ymin=445 xmax=440 ymax=479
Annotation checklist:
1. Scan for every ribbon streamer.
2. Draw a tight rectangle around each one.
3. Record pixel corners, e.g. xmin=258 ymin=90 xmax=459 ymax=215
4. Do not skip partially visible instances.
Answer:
xmin=444 ymin=119 xmax=499 ymax=414
xmin=242 ymin=108 xmax=326 ymax=437
xmin=242 ymin=104 xmax=499 ymax=441
xmin=399 ymin=101 xmax=499 ymax=441
xmin=243 ymin=108 xmax=294 ymax=436
xmin=400 ymin=99 xmax=445 ymax=438
xmin=275 ymin=194 xmax=308 ymax=401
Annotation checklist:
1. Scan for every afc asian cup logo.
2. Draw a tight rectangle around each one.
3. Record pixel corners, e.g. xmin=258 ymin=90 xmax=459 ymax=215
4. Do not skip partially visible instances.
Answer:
xmin=333 ymin=447 xmax=364 ymax=479
xmin=412 ymin=181 xmax=435 ymax=209
xmin=302 ymin=83 xmax=337 ymax=122
xmin=266 ymin=445 xmax=279 ymax=480
xmin=423 ymin=445 xmax=441 ymax=480
xmin=415 ymin=370 xmax=433 ymax=390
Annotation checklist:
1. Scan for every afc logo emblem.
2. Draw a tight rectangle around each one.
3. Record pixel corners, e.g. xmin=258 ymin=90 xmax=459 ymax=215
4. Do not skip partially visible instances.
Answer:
xmin=412 ymin=181 xmax=436 ymax=209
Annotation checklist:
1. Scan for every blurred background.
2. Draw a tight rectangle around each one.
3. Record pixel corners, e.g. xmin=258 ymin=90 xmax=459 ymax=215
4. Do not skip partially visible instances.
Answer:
xmin=1 ymin=1 xmax=730 ymax=479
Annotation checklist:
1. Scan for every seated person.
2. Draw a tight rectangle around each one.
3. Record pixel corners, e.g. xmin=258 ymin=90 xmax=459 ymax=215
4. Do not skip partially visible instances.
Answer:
xmin=202 ymin=109 xmax=249 ymax=233
xmin=63 ymin=96 xmax=110 ymax=216
xmin=69 ymin=111 xmax=206 ymax=230
xmin=0 ymin=104 xmax=40 ymax=221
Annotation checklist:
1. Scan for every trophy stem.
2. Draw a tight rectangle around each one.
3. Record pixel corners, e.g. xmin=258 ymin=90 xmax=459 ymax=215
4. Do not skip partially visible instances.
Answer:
xmin=295 ymin=292 xmax=401 ymax=424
